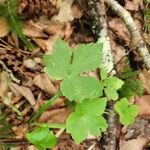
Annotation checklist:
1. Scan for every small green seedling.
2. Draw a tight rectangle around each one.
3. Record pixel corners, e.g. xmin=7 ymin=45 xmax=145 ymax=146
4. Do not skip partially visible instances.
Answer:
xmin=119 ymin=64 xmax=144 ymax=99
xmin=100 ymin=68 xmax=124 ymax=100
xmin=114 ymin=98 xmax=139 ymax=125
xmin=66 ymin=98 xmax=108 ymax=143
xmin=26 ymin=127 xmax=57 ymax=150
xmin=26 ymin=38 xmax=140 ymax=149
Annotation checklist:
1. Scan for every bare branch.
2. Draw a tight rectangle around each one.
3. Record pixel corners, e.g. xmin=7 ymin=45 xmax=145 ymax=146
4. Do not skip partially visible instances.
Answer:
xmin=105 ymin=0 xmax=150 ymax=69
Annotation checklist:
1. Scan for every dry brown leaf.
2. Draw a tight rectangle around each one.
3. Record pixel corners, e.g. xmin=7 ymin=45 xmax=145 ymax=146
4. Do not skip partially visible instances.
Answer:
xmin=12 ymin=124 xmax=28 ymax=139
xmin=0 ymin=18 xmax=9 ymax=37
xmin=23 ymin=58 xmax=39 ymax=71
xmin=9 ymin=33 xmax=20 ymax=47
xmin=51 ymin=98 xmax=66 ymax=109
xmin=135 ymin=95 xmax=150 ymax=117
xmin=110 ymin=38 xmax=126 ymax=72
xmin=24 ymin=21 xmax=47 ymax=38
xmin=125 ymin=0 xmax=143 ymax=11
xmin=119 ymin=137 xmax=147 ymax=150
xmin=34 ymin=23 xmax=73 ymax=53
xmin=10 ymin=83 xmax=36 ymax=106
xmin=53 ymin=0 xmax=74 ymax=23
xmin=44 ymin=23 xmax=73 ymax=40
xmin=139 ymin=70 xmax=150 ymax=94
xmin=33 ymin=35 xmax=57 ymax=53
xmin=33 ymin=74 xmax=57 ymax=96
xmin=125 ymin=1 xmax=139 ymax=11
xmin=108 ymin=18 xmax=131 ymax=45
xmin=72 ymin=3 xmax=83 ymax=19
xmin=0 ymin=71 xmax=10 ymax=98
xmin=39 ymin=108 xmax=70 ymax=123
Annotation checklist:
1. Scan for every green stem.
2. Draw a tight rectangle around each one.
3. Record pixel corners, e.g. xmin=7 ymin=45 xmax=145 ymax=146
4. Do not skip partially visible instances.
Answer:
xmin=30 ymin=91 xmax=62 ymax=123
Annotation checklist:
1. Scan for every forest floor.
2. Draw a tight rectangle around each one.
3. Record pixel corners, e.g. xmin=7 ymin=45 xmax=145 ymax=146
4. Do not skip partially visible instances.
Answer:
xmin=0 ymin=0 xmax=150 ymax=149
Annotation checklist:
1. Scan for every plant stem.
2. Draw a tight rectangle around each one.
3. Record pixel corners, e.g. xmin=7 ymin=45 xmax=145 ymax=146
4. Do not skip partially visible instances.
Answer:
xmin=30 ymin=91 xmax=62 ymax=123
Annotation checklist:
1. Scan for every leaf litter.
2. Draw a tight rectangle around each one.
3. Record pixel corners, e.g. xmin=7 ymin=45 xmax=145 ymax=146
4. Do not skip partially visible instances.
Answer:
xmin=0 ymin=0 xmax=150 ymax=149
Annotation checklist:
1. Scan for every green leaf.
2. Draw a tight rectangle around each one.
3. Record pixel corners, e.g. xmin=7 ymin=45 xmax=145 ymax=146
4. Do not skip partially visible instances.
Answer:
xmin=66 ymin=98 xmax=108 ymax=143
xmin=76 ymin=98 xmax=107 ymax=116
xmin=114 ymin=98 xmax=139 ymax=125
xmin=119 ymin=79 xmax=144 ymax=99
xmin=60 ymin=75 xmax=103 ymax=103
xmin=44 ymin=38 xmax=72 ymax=80
xmin=103 ymin=76 xmax=124 ymax=90
xmin=70 ymin=43 xmax=103 ymax=75
xmin=26 ymin=127 xmax=57 ymax=150
xmin=104 ymin=88 xmax=118 ymax=101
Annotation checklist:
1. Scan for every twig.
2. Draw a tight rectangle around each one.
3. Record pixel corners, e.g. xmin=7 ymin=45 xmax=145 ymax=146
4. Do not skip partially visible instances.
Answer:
xmin=0 ymin=138 xmax=29 ymax=145
xmin=106 ymin=107 xmax=118 ymax=150
xmin=55 ymin=128 xmax=65 ymax=138
xmin=0 ymin=60 xmax=20 ymax=83
xmin=87 ymin=0 xmax=115 ymax=74
xmin=105 ymin=0 xmax=150 ymax=69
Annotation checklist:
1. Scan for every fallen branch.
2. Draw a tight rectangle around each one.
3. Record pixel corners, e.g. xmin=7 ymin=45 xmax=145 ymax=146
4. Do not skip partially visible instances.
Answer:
xmin=88 ymin=0 xmax=118 ymax=149
xmin=105 ymin=0 xmax=150 ymax=69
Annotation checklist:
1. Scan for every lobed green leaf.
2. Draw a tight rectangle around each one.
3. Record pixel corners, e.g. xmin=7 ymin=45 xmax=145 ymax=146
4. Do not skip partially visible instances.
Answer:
xmin=114 ymin=98 xmax=139 ymax=125
xmin=70 ymin=43 xmax=103 ymax=75
xmin=104 ymin=88 xmax=118 ymax=101
xmin=44 ymin=38 xmax=72 ymax=80
xmin=60 ymin=75 xmax=103 ymax=103
xmin=103 ymin=76 xmax=124 ymax=90
xmin=26 ymin=127 xmax=57 ymax=150
xmin=66 ymin=98 xmax=108 ymax=143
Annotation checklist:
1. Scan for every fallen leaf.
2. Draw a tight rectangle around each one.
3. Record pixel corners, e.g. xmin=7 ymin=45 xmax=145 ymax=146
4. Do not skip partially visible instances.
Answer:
xmin=0 ymin=18 xmax=9 ymax=37
xmin=12 ymin=124 xmax=28 ymax=139
xmin=39 ymin=108 xmax=70 ymax=123
xmin=52 ymin=0 xmax=74 ymax=23
xmin=44 ymin=23 xmax=73 ymax=40
xmin=24 ymin=21 xmax=47 ymax=38
xmin=23 ymin=59 xmax=38 ymax=71
xmin=110 ymin=38 xmax=126 ymax=73
xmin=33 ymin=36 xmax=57 ymax=53
xmin=119 ymin=137 xmax=147 ymax=150
xmin=0 ymin=71 xmax=10 ymax=98
xmin=10 ymin=83 xmax=36 ymax=106
xmin=108 ymin=18 xmax=131 ymax=45
xmin=135 ymin=95 xmax=150 ymax=117
xmin=33 ymin=23 xmax=73 ymax=53
xmin=71 ymin=3 xmax=83 ymax=19
xmin=139 ymin=69 xmax=150 ymax=94
xmin=51 ymin=98 xmax=66 ymax=109
xmin=33 ymin=74 xmax=57 ymax=96
xmin=125 ymin=1 xmax=139 ymax=11
xmin=125 ymin=0 xmax=143 ymax=11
